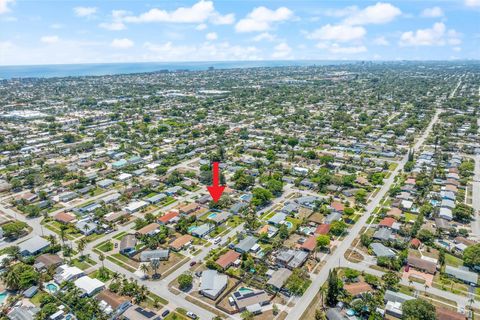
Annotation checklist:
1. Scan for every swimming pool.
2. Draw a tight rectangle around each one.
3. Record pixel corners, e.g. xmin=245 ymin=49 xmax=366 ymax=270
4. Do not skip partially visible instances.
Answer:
xmin=188 ymin=226 xmax=197 ymax=233
xmin=238 ymin=287 xmax=253 ymax=294
xmin=44 ymin=282 xmax=59 ymax=294
xmin=285 ymin=221 xmax=293 ymax=229
xmin=208 ymin=212 xmax=218 ymax=219
xmin=0 ymin=292 xmax=8 ymax=305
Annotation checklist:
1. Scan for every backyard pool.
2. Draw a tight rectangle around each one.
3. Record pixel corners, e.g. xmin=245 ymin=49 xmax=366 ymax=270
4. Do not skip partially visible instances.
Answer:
xmin=238 ymin=287 xmax=253 ymax=294
xmin=285 ymin=221 xmax=293 ymax=229
xmin=44 ymin=282 xmax=59 ymax=294
xmin=0 ymin=291 xmax=8 ymax=305
xmin=188 ymin=226 xmax=197 ymax=233
xmin=208 ymin=212 xmax=218 ymax=219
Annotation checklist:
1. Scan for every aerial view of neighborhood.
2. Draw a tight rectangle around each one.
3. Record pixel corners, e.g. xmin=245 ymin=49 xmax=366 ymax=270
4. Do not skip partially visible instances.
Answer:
xmin=0 ymin=1 xmax=479 ymax=320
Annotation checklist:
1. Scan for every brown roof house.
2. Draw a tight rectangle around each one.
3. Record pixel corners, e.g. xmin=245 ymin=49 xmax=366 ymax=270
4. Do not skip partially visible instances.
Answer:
xmin=216 ymin=250 xmax=241 ymax=270
xmin=34 ymin=254 xmax=63 ymax=271
xmin=169 ymin=234 xmax=192 ymax=251
xmin=407 ymin=256 xmax=437 ymax=274
xmin=96 ymin=290 xmax=132 ymax=318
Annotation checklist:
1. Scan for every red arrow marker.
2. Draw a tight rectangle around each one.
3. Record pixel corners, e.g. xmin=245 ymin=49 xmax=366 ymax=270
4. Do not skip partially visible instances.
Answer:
xmin=207 ymin=162 xmax=226 ymax=203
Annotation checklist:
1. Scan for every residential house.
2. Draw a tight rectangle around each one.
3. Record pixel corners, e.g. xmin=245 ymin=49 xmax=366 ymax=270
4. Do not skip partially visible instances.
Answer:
xmin=215 ymin=250 xmax=240 ymax=270
xmin=199 ymin=270 xmax=228 ymax=300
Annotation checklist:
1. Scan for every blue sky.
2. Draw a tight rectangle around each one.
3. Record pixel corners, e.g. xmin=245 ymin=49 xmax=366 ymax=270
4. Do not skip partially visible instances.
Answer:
xmin=0 ymin=0 xmax=479 ymax=65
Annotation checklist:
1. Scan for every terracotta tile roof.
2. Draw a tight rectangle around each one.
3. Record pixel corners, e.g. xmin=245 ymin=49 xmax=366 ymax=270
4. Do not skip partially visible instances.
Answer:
xmin=344 ymin=282 xmax=372 ymax=296
xmin=137 ymin=223 xmax=160 ymax=235
xmin=331 ymin=201 xmax=344 ymax=212
xmin=216 ymin=250 xmax=240 ymax=269
xmin=301 ymin=235 xmax=317 ymax=251
xmin=158 ymin=211 xmax=179 ymax=224
xmin=410 ymin=238 xmax=421 ymax=248
xmin=379 ymin=217 xmax=396 ymax=228
xmin=315 ymin=224 xmax=330 ymax=235
xmin=169 ymin=234 xmax=192 ymax=250
xmin=54 ymin=211 xmax=76 ymax=223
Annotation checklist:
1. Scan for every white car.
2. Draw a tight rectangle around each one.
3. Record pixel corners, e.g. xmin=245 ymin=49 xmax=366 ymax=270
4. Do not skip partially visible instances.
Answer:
xmin=186 ymin=311 xmax=197 ymax=319
xmin=214 ymin=237 xmax=222 ymax=244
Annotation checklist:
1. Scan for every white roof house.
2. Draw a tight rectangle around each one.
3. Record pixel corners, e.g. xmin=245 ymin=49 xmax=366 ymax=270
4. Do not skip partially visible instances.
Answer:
xmin=74 ymin=276 xmax=105 ymax=296
xmin=200 ymin=270 xmax=227 ymax=300
xmin=439 ymin=207 xmax=453 ymax=221
xmin=124 ymin=200 xmax=148 ymax=213
xmin=117 ymin=173 xmax=132 ymax=181
xmin=54 ymin=265 xmax=85 ymax=283
xmin=18 ymin=236 xmax=50 ymax=256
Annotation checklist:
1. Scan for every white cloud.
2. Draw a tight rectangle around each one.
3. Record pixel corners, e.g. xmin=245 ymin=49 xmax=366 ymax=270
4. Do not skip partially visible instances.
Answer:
xmin=324 ymin=6 xmax=358 ymax=18
xmin=99 ymin=22 xmax=126 ymax=31
xmin=74 ymin=6 xmax=97 ymax=17
xmin=123 ymin=1 xmax=234 ymax=25
xmin=400 ymin=22 xmax=462 ymax=46
xmin=0 ymin=0 xmax=15 ymax=14
xmin=143 ymin=41 xmax=261 ymax=61
xmin=40 ymin=35 xmax=60 ymax=44
xmin=253 ymin=32 xmax=276 ymax=42
xmin=465 ymin=0 xmax=480 ymax=7
xmin=99 ymin=10 xmax=128 ymax=30
xmin=111 ymin=38 xmax=134 ymax=49
xmin=343 ymin=2 xmax=401 ymax=25
xmin=317 ymin=42 xmax=367 ymax=54
xmin=235 ymin=6 xmax=293 ymax=32
xmin=206 ymin=32 xmax=217 ymax=40
xmin=272 ymin=42 xmax=292 ymax=59
xmin=453 ymin=46 xmax=462 ymax=52
xmin=421 ymin=7 xmax=444 ymax=18
xmin=0 ymin=41 xmax=13 ymax=50
xmin=307 ymin=24 xmax=366 ymax=42
xmin=196 ymin=23 xmax=207 ymax=30
xmin=373 ymin=36 xmax=389 ymax=46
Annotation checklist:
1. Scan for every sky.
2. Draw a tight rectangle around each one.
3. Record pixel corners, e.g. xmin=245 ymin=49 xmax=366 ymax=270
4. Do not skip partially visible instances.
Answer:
xmin=0 ymin=0 xmax=479 ymax=65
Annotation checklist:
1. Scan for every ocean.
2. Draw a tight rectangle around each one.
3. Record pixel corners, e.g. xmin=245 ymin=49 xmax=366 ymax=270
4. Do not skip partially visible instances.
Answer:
xmin=0 ymin=60 xmax=354 ymax=79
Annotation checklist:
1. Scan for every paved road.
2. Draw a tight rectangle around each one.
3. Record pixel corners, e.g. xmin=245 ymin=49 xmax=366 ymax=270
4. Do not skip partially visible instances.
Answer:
xmin=471 ymin=118 xmax=480 ymax=237
xmin=285 ymin=109 xmax=441 ymax=320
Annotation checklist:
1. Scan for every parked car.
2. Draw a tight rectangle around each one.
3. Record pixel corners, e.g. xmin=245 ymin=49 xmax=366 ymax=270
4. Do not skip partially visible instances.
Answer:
xmin=186 ymin=312 xmax=197 ymax=319
xmin=190 ymin=261 xmax=197 ymax=266
xmin=161 ymin=310 xmax=170 ymax=317
xmin=214 ymin=237 xmax=221 ymax=244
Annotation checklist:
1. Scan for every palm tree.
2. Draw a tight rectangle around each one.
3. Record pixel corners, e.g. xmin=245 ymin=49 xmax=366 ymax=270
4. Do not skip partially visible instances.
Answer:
xmin=150 ymin=259 xmax=160 ymax=279
xmin=59 ymin=224 xmax=68 ymax=246
xmin=77 ymin=239 xmax=87 ymax=258
xmin=99 ymin=253 xmax=105 ymax=268
xmin=47 ymin=234 xmax=57 ymax=246
xmin=83 ymin=224 xmax=90 ymax=235
xmin=319 ymin=285 xmax=328 ymax=309
xmin=139 ymin=264 xmax=149 ymax=278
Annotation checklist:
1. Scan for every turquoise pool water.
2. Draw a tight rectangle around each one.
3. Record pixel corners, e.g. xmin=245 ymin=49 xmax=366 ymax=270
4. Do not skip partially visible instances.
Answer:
xmin=285 ymin=221 xmax=293 ymax=229
xmin=188 ymin=226 xmax=197 ymax=233
xmin=347 ymin=309 xmax=355 ymax=316
xmin=238 ymin=287 xmax=253 ymax=294
xmin=0 ymin=292 xmax=8 ymax=305
xmin=208 ymin=212 xmax=218 ymax=219
xmin=45 ymin=283 xmax=59 ymax=293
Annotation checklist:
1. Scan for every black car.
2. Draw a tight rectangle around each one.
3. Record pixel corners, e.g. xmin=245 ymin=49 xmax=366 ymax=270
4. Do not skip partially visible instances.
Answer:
xmin=161 ymin=310 xmax=170 ymax=317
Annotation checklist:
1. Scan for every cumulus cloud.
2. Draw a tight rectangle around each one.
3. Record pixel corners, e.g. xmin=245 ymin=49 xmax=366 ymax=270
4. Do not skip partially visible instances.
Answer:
xmin=307 ymin=24 xmax=366 ymax=42
xmin=465 ymin=0 xmax=480 ymax=7
xmin=74 ymin=6 xmax=97 ymax=17
xmin=196 ymin=23 xmax=207 ymax=30
xmin=272 ymin=42 xmax=292 ymax=59
xmin=0 ymin=0 xmax=15 ymax=14
xmin=235 ymin=6 xmax=293 ymax=32
xmin=373 ymin=36 xmax=389 ymax=46
xmin=253 ymin=32 xmax=276 ymax=42
xmin=40 ymin=35 xmax=60 ymax=44
xmin=206 ymin=32 xmax=217 ymax=40
xmin=421 ymin=7 xmax=444 ymax=18
xmin=317 ymin=42 xmax=367 ymax=54
xmin=343 ymin=2 xmax=401 ymax=25
xmin=99 ymin=22 xmax=126 ymax=31
xmin=143 ymin=41 xmax=260 ymax=61
xmin=111 ymin=38 xmax=134 ymax=48
xmin=400 ymin=22 xmax=461 ymax=46
xmin=122 ymin=1 xmax=234 ymax=25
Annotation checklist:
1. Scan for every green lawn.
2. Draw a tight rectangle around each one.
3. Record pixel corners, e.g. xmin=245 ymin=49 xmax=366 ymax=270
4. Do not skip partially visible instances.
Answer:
xmin=113 ymin=231 xmax=128 ymax=240
xmin=95 ymin=240 xmax=114 ymax=252
xmin=404 ymin=212 xmax=417 ymax=223
xmin=106 ymin=255 xmax=136 ymax=272
xmin=445 ymin=254 xmax=463 ymax=267
xmin=71 ymin=258 xmax=95 ymax=270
